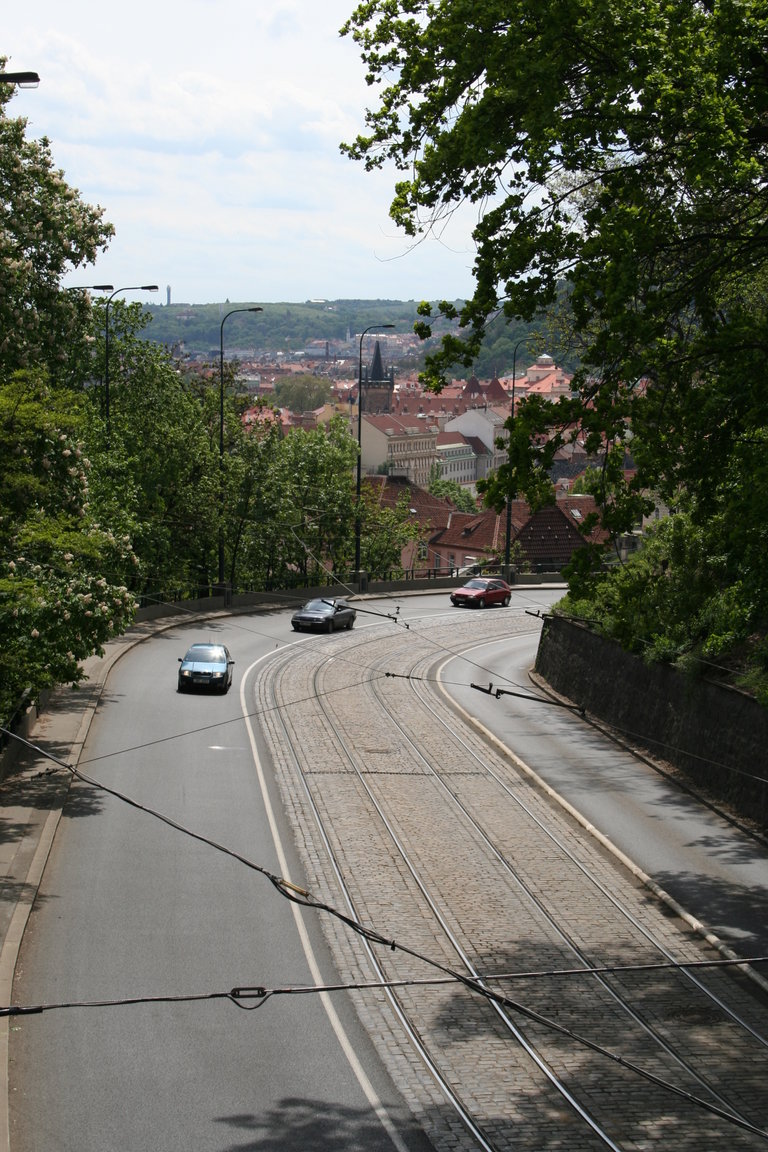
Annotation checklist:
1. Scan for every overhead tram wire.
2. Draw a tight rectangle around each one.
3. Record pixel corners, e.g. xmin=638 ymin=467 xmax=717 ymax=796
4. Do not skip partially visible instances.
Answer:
xmin=2 ymin=723 xmax=768 ymax=1139
xmin=7 ymin=571 xmax=756 ymax=788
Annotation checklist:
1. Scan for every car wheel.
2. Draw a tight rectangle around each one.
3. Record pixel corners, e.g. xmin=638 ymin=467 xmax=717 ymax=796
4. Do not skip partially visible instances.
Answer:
xmin=292 ymin=624 xmax=300 ymax=631
xmin=326 ymin=619 xmax=334 ymax=633
xmin=502 ymin=595 xmax=511 ymax=607
xmin=346 ymin=618 xmax=354 ymax=629
xmin=177 ymin=680 xmax=185 ymax=693
xmin=477 ymin=598 xmax=486 ymax=608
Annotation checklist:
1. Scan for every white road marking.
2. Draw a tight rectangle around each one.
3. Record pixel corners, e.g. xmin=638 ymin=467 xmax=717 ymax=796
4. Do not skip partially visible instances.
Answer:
xmin=240 ymin=655 xmax=410 ymax=1152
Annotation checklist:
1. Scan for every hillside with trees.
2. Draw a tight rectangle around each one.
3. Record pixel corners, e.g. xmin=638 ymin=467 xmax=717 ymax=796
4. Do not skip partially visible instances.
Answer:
xmin=140 ymin=299 xmax=549 ymax=380
xmin=142 ymin=299 xmax=433 ymax=358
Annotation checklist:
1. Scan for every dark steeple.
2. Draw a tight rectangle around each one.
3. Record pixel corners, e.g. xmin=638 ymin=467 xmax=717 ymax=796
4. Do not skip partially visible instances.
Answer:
xmin=362 ymin=339 xmax=395 ymax=414
xmin=369 ymin=340 xmax=385 ymax=382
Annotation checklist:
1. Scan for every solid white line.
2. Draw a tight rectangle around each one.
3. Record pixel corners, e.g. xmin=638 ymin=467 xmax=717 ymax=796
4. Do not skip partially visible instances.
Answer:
xmin=240 ymin=656 xmax=410 ymax=1152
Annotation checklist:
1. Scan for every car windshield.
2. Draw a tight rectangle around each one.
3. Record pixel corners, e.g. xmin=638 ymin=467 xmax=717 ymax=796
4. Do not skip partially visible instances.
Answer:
xmin=464 ymin=579 xmax=489 ymax=589
xmin=303 ymin=600 xmax=332 ymax=612
xmin=185 ymin=646 xmax=225 ymax=662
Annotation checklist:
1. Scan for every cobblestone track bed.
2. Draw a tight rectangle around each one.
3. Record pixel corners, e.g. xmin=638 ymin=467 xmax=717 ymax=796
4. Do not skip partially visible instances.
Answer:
xmin=255 ymin=616 xmax=768 ymax=1151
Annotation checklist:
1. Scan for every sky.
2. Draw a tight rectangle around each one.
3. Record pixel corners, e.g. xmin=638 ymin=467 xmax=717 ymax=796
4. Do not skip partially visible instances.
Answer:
xmin=3 ymin=1 xmax=480 ymax=306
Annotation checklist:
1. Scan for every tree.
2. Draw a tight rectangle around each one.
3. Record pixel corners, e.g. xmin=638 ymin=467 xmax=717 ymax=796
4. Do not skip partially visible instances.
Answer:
xmin=274 ymin=374 xmax=333 ymax=413
xmin=0 ymin=373 xmax=135 ymax=724
xmin=342 ymin=0 xmax=768 ymax=499
xmin=342 ymin=0 xmax=768 ymax=681
xmin=223 ymin=407 xmax=284 ymax=589
xmin=0 ymin=77 xmax=113 ymax=381
xmin=427 ymin=469 xmax=477 ymax=513
xmin=245 ymin=418 xmax=359 ymax=586
xmin=359 ymin=483 xmax=421 ymax=578
xmin=83 ymin=300 xmax=226 ymax=599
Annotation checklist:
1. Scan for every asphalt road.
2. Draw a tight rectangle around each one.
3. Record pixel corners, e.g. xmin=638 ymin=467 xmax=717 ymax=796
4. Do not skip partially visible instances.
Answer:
xmin=8 ymin=587 xmax=768 ymax=1150
xmin=10 ymin=598 xmax=457 ymax=1152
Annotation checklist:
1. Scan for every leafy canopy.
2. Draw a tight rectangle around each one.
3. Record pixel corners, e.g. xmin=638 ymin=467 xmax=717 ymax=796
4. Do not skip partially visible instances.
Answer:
xmin=0 ymin=75 xmax=113 ymax=379
xmin=0 ymin=373 xmax=136 ymax=723
xmin=342 ymin=0 xmax=768 ymax=686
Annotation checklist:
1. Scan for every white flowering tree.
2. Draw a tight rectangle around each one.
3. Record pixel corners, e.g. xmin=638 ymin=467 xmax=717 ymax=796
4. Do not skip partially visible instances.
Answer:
xmin=0 ymin=73 xmax=113 ymax=380
xmin=0 ymin=374 xmax=136 ymax=725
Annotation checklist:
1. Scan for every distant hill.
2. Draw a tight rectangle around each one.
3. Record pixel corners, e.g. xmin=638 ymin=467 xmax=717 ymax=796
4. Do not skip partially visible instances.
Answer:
xmin=141 ymin=299 xmax=440 ymax=358
xmin=138 ymin=299 xmax=570 ymax=379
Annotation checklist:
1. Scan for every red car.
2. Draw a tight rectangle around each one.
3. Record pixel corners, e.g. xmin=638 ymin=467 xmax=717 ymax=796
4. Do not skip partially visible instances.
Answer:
xmin=450 ymin=577 xmax=512 ymax=608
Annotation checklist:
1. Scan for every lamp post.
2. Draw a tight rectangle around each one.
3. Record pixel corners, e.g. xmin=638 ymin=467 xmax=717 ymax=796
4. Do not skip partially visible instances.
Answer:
xmin=504 ymin=336 xmax=529 ymax=580
xmin=218 ymin=306 xmax=263 ymax=586
xmin=104 ymin=285 xmax=158 ymax=433
xmin=354 ymin=323 xmax=394 ymax=584
xmin=0 ymin=71 xmax=40 ymax=87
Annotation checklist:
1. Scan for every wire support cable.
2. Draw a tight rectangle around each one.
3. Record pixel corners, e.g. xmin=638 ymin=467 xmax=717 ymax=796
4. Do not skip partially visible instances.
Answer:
xmin=3 ymin=724 xmax=768 ymax=1139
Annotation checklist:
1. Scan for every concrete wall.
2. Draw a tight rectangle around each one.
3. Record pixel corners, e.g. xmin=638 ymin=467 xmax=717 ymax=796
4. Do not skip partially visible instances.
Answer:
xmin=535 ymin=614 xmax=768 ymax=829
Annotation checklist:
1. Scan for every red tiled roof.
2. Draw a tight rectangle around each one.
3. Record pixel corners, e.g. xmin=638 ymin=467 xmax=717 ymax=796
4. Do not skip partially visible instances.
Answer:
xmin=364 ymin=475 xmax=454 ymax=528
xmin=485 ymin=377 xmax=510 ymax=404
xmin=465 ymin=436 xmax=491 ymax=457
xmin=436 ymin=431 xmax=470 ymax=447
xmin=429 ymin=496 xmax=607 ymax=568
xmin=365 ymin=413 xmax=436 ymax=434
xmin=515 ymin=504 xmax=587 ymax=566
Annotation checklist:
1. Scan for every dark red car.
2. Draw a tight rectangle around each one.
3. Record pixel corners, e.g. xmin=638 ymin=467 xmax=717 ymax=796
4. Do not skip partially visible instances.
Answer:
xmin=450 ymin=577 xmax=512 ymax=608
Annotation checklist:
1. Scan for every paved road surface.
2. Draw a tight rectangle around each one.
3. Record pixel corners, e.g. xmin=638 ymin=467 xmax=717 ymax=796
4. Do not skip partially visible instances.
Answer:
xmin=2 ymin=589 xmax=767 ymax=1151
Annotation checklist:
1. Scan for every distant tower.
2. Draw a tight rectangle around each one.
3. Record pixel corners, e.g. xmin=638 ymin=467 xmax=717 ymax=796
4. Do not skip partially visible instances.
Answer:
xmin=362 ymin=339 xmax=395 ymax=414
xmin=166 ymin=285 xmax=171 ymax=306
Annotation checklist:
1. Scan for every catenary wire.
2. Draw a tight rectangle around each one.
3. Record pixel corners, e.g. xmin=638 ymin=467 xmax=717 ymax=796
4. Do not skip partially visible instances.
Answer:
xmin=2 ymin=721 xmax=768 ymax=1140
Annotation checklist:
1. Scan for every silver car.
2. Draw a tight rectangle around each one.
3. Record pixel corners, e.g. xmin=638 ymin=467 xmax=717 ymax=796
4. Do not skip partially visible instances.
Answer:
xmin=291 ymin=598 xmax=356 ymax=633
xmin=177 ymin=643 xmax=234 ymax=693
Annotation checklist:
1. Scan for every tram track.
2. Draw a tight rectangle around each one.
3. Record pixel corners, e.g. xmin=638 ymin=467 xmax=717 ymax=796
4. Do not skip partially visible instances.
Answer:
xmin=255 ymin=611 xmax=768 ymax=1151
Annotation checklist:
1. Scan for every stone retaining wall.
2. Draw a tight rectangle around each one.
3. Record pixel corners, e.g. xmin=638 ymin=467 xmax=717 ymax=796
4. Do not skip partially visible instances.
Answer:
xmin=535 ymin=614 xmax=768 ymax=831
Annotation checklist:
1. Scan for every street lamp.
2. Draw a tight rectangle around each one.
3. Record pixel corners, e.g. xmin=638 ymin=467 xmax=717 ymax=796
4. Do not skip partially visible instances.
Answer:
xmin=0 ymin=72 xmax=40 ymax=88
xmin=104 ymin=285 xmax=158 ymax=433
xmin=218 ymin=306 xmax=263 ymax=586
xmin=504 ymin=336 xmax=529 ymax=580
xmin=354 ymin=323 xmax=395 ymax=584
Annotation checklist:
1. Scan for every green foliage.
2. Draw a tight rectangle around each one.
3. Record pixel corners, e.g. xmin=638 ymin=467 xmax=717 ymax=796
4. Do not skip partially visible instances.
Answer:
xmin=427 ymin=473 xmax=477 ymax=513
xmin=0 ymin=84 xmax=113 ymax=380
xmin=0 ymin=373 xmax=136 ymax=723
xmin=343 ymin=0 xmax=768 ymax=697
xmin=274 ymin=374 xmax=333 ymax=413
xmin=87 ymin=314 xmax=221 ymax=598
xmin=231 ymin=417 xmax=358 ymax=587
xmin=477 ymin=396 xmax=561 ymax=513
xmin=558 ymin=508 xmax=768 ymax=699
xmin=359 ymin=485 xmax=421 ymax=578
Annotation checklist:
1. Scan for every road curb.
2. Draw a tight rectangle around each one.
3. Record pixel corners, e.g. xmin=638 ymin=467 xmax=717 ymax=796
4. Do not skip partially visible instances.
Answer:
xmin=439 ymin=664 xmax=768 ymax=997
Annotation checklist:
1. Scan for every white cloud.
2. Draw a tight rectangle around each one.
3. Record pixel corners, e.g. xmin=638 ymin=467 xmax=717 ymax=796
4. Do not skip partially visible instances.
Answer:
xmin=4 ymin=1 xmax=479 ymax=303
